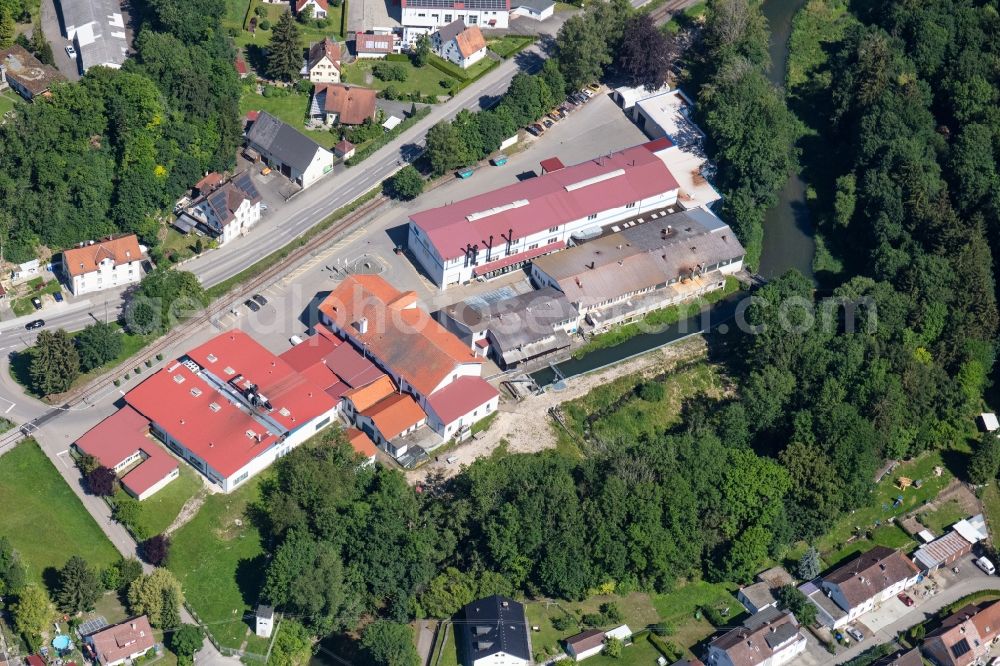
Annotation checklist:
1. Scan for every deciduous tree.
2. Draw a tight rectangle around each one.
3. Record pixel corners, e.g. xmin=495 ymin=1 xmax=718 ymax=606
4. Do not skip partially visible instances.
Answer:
xmin=616 ymin=14 xmax=673 ymax=90
xmin=12 ymin=585 xmax=55 ymax=649
xmin=127 ymin=568 xmax=183 ymax=628
xmin=87 ymin=466 xmax=117 ymax=497
xmin=76 ymin=321 xmax=123 ymax=372
xmin=170 ymin=624 xmax=203 ymax=665
xmin=361 ymin=621 xmax=420 ymax=666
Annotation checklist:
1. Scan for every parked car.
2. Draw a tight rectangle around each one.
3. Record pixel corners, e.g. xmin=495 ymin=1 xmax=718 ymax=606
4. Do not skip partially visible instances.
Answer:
xmin=252 ymin=293 xmax=268 ymax=307
xmin=897 ymin=592 xmax=914 ymax=607
xmin=542 ymin=119 xmax=553 ymax=129
xmin=457 ymin=167 xmax=474 ymax=179
xmin=53 ymin=292 xmax=63 ymax=302
xmin=289 ymin=335 xmax=304 ymax=346
xmin=31 ymin=297 xmax=42 ymax=310
xmin=24 ymin=319 xmax=45 ymax=330
xmin=977 ymin=556 xmax=996 ymax=575
xmin=526 ymin=125 xmax=542 ymax=137
xmin=547 ymin=112 xmax=561 ymax=122
xmin=587 ymin=83 xmax=601 ymax=93
xmin=65 ymin=44 xmax=76 ymax=58
xmin=244 ymin=299 xmax=261 ymax=313
xmin=846 ymin=627 xmax=864 ymax=642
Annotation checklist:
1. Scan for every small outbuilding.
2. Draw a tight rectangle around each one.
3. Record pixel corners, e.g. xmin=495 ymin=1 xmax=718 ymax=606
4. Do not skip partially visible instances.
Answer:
xmin=979 ymin=413 xmax=999 ymax=432
xmin=256 ymin=605 xmax=274 ymax=638
xmin=564 ymin=630 xmax=605 ymax=662
xmin=334 ymin=139 xmax=356 ymax=160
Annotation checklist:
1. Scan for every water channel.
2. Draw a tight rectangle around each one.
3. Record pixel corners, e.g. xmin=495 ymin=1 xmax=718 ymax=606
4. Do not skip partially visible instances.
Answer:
xmin=527 ymin=0 xmax=813 ymax=389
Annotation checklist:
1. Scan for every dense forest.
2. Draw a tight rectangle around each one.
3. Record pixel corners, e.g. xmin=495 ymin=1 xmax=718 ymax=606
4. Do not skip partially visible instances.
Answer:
xmin=256 ymin=0 xmax=1000 ymax=644
xmin=0 ymin=0 xmax=241 ymax=262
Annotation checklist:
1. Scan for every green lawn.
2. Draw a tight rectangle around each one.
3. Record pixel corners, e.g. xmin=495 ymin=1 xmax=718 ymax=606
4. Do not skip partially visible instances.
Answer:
xmin=983 ymin=483 xmax=1000 ymax=542
xmin=823 ymin=524 xmax=915 ymax=570
xmin=343 ymin=60 xmax=458 ymax=98
xmin=585 ymin=635 xmax=666 ymax=666
xmin=918 ymin=499 xmax=967 ymax=536
xmin=168 ymin=477 xmax=266 ymax=650
xmin=228 ymin=0 xmax=343 ymax=48
xmin=651 ymin=581 xmax=741 ymax=656
xmin=814 ymin=451 xmax=957 ymax=557
xmin=430 ymin=623 xmax=459 ymax=666
xmin=486 ymin=35 xmax=535 ymax=59
xmin=0 ymin=441 xmax=120 ymax=583
xmin=524 ymin=593 xmax=661 ymax=661
xmin=115 ymin=464 xmax=204 ymax=538
xmin=0 ymin=89 xmax=21 ymax=116
xmin=239 ymin=90 xmax=340 ymax=149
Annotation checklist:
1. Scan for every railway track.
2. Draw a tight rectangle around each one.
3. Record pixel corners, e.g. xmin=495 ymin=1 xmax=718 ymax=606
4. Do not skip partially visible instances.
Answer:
xmin=3 ymin=193 xmax=391 ymax=448
xmin=647 ymin=0 xmax=699 ymax=24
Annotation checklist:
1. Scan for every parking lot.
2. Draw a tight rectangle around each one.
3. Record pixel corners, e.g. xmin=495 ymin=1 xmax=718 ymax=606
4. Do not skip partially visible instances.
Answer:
xmin=219 ymin=89 xmax=651 ymax=357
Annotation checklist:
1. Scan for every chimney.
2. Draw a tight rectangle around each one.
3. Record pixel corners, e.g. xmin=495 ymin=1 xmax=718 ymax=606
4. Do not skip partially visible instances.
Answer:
xmin=357 ymin=317 xmax=368 ymax=334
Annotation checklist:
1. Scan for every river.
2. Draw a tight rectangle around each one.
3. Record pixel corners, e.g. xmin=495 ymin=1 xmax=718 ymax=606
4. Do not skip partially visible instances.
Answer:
xmin=758 ymin=0 xmax=814 ymax=280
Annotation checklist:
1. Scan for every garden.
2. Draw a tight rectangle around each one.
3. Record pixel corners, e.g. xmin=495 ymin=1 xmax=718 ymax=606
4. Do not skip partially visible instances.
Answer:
xmin=8 ymin=276 xmax=64 ymax=317
xmin=225 ymin=0 xmax=344 ymax=48
xmin=111 ymin=464 xmax=204 ymax=539
xmin=342 ymin=59 xmax=459 ymax=99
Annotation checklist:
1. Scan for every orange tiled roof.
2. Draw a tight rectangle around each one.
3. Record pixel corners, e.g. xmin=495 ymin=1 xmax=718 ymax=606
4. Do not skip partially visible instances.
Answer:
xmin=455 ymin=25 xmax=486 ymax=58
xmin=319 ymin=275 xmax=482 ymax=396
xmin=363 ymin=393 xmax=426 ymax=441
xmin=346 ymin=427 xmax=378 ymax=458
xmin=63 ymin=235 xmax=143 ymax=277
xmin=317 ymin=83 xmax=377 ymax=125
xmin=343 ymin=375 xmax=396 ymax=412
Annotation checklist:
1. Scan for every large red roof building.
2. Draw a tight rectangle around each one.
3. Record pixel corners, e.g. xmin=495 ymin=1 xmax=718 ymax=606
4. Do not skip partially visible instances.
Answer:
xmin=319 ymin=275 xmax=499 ymax=449
xmin=406 ymin=140 xmax=681 ymax=287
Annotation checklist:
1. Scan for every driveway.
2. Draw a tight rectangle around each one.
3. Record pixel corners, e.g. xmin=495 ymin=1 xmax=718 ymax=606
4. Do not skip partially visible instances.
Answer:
xmin=39 ymin=0 xmax=81 ymax=80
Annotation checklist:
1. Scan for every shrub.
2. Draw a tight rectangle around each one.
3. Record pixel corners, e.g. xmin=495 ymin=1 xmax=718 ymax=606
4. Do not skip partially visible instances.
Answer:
xmin=581 ymin=613 xmax=604 ymax=628
xmin=140 ymin=535 xmax=171 ymax=566
xmin=600 ymin=602 xmax=624 ymax=624
xmin=259 ymin=18 xmax=271 ymax=30
xmin=551 ymin=614 xmax=577 ymax=632
xmin=604 ymin=638 xmax=623 ymax=659
xmin=701 ymin=605 xmax=726 ymax=627
xmin=372 ymin=61 xmax=408 ymax=81
xmin=87 ymin=466 xmax=116 ymax=496
xmin=254 ymin=5 xmax=266 ymax=16
xmin=637 ymin=381 xmax=665 ymax=402
xmin=295 ymin=79 xmax=313 ymax=94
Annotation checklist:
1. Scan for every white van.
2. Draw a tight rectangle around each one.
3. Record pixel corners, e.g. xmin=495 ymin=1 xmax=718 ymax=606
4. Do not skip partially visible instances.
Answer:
xmin=289 ymin=335 xmax=303 ymax=346
xmin=977 ymin=556 xmax=996 ymax=575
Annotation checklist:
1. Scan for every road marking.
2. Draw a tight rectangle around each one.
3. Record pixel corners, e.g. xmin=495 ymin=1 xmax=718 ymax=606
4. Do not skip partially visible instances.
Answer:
xmin=57 ymin=449 xmax=74 ymax=469
xmin=4 ymin=403 xmax=14 ymax=414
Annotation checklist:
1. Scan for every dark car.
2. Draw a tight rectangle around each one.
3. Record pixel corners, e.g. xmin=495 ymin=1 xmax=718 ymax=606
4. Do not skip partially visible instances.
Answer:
xmin=244 ymin=299 xmax=261 ymax=313
xmin=24 ymin=319 xmax=45 ymax=330
xmin=252 ymin=293 xmax=268 ymax=307
xmin=542 ymin=119 xmax=554 ymax=129
xmin=526 ymin=125 xmax=542 ymax=137
xmin=53 ymin=292 xmax=63 ymax=302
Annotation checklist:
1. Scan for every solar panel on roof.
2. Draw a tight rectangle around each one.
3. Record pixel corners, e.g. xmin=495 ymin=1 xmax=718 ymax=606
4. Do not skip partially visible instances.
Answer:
xmin=951 ymin=638 xmax=971 ymax=658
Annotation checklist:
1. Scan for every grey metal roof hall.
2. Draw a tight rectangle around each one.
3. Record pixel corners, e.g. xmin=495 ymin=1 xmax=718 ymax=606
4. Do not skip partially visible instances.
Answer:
xmin=459 ymin=595 xmax=530 ymax=665
xmin=57 ymin=0 xmax=129 ymax=70
xmin=246 ymin=111 xmax=326 ymax=174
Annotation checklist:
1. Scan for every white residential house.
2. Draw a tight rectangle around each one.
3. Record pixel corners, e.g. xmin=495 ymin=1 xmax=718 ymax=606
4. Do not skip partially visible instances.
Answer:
xmin=62 ymin=234 xmax=146 ymax=296
xmin=705 ymin=609 xmax=806 ymax=666
xmin=295 ymin=0 xmax=328 ymax=19
xmin=809 ymin=546 xmax=920 ymax=629
xmin=184 ymin=173 xmax=262 ymax=246
xmin=304 ymin=37 xmax=341 ymax=83
xmin=431 ymin=20 xmax=488 ymax=69
xmin=400 ymin=0 xmax=509 ymax=44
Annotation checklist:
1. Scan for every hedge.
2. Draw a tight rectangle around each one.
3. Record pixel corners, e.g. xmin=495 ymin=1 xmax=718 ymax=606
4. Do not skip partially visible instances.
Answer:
xmin=340 ymin=0 xmax=348 ymax=37
xmin=385 ymin=53 xmax=410 ymax=62
xmin=344 ymin=106 xmax=432 ymax=166
xmin=427 ymin=53 xmax=472 ymax=81
xmin=448 ymin=59 xmax=500 ymax=94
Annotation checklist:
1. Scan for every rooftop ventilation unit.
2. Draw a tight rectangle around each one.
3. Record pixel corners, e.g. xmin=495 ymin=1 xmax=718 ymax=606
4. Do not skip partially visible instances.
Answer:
xmin=466 ymin=199 xmax=529 ymax=222
xmin=564 ymin=169 xmax=625 ymax=192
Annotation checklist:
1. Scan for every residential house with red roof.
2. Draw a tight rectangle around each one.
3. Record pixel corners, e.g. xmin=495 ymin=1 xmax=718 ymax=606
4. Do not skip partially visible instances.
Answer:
xmin=431 ymin=20 xmax=487 ymax=69
xmin=304 ymin=38 xmax=342 ymax=83
xmin=406 ymin=140 xmax=682 ymax=287
xmin=295 ymin=0 xmax=328 ymax=19
xmin=319 ymin=275 xmax=499 ymax=450
xmin=310 ymin=83 xmax=378 ymax=126
xmin=123 ymin=330 xmax=340 ymax=492
xmin=62 ymin=234 xmax=146 ymax=296
xmin=84 ymin=616 xmax=155 ymax=666
xmin=345 ymin=427 xmax=378 ymax=464
xmin=74 ymin=407 xmax=179 ymax=500
xmin=813 ymin=546 xmax=920 ymax=628
xmin=179 ymin=172 xmax=262 ymax=245
xmin=705 ymin=608 xmax=806 ymax=666
xmin=922 ymin=601 xmax=1000 ymax=666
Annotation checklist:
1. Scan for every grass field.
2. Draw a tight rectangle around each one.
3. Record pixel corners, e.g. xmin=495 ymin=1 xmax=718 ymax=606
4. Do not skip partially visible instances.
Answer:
xmin=983 ymin=483 xmax=1000 ymax=542
xmin=814 ymin=451 xmax=957 ymax=557
xmin=0 ymin=441 xmax=120 ymax=583
xmin=116 ymin=465 xmax=204 ymax=538
xmin=487 ymin=35 xmax=535 ymax=59
xmin=918 ymin=499 xmax=967 ymax=535
xmin=238 ymin=90 xmax=341 ymax=149
xmin=0 ymin=89 xmax=21 ymax=116
xmin=226 ymin=0 xmax=343 ymax=49
xmin=584 ymin=635 xmax=665 ymax=666
xmin=525 ymin=593 xmax=661 ymax=660
xmin=168 ymin=477 xmax=266 ymax=650
xmin=342 ymin=60 xmax=458 ymax=98
xmin=562 ymin=361 xmax=726 ymax=448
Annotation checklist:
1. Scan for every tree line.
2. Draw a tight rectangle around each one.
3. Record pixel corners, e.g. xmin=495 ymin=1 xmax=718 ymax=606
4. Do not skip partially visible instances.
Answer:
xmin=0 ymin=0 xmax=241 ymax=263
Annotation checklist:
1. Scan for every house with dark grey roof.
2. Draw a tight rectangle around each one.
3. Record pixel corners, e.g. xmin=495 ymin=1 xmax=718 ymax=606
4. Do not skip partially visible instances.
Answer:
xmin=440 ymin=285 xmax=580 ymax=370
xmin=530 ymin=208 xmax=744 ymax=331
xmin=458 ymin=596 xmax=530 ymax=666
xmin=57 ymin=0 xmax=129 ymax=71
xmin=922 ymin=601 xmax=1000 ymax=666
xmin=180 ymin=173 xmax=262 ymax=246
xmin=871 ymin=649 xmax=922 ymax=666
xmin=245 ymin=111 xmax=333 ymax=189
xmin=815 ymin=546 xmax=920 ymax=629
xmin=0 ymin=45 xmax=65 ymax=100
xmin=705 ymin=608 xmax=805 ymax=666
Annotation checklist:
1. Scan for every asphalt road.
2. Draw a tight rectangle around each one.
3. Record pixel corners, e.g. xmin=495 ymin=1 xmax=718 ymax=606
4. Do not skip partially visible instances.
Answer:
xmin=185 ymin=41 xmax=553 ymax=288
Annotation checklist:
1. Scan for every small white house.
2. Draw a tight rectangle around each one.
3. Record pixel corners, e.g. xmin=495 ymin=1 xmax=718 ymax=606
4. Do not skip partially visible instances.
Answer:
xmin=604 ymin=625 xmax=632 ymax=642
xmin=186 ymin=173 xmax=263 ymax=246
xmin=431 ymin=20 xmax=488 ymax=69
xmin=62 ymin=235 xmax=146 ymax=296
xmin=510 ymin=0 xmax=554 ymax=20
xmin=256 ymin=605 xmax=274 ymax=638
xmin=565 ymin=630 xmax=605 ymax=662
